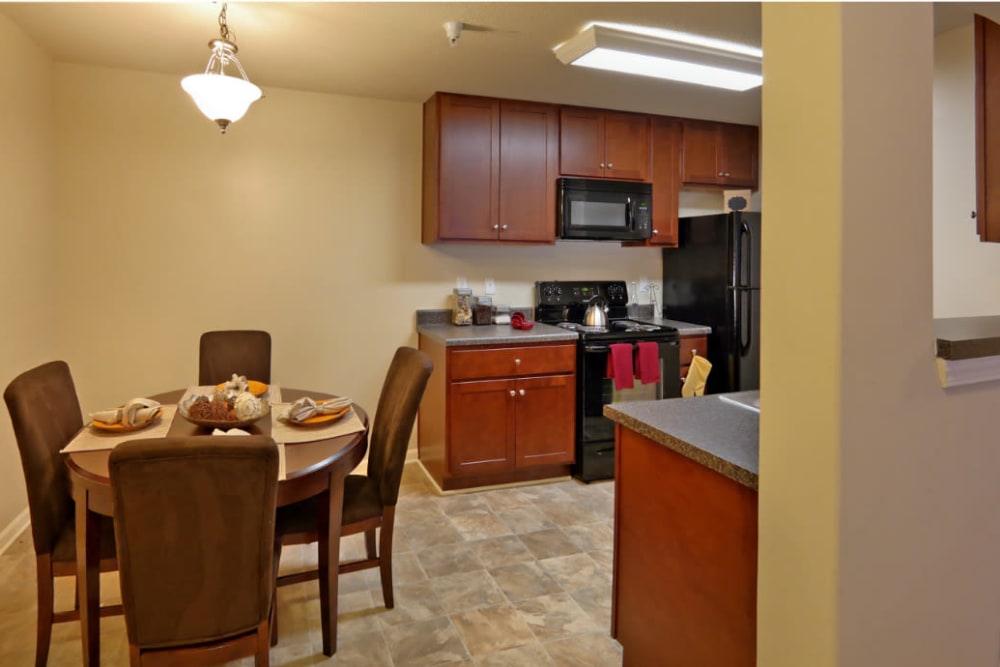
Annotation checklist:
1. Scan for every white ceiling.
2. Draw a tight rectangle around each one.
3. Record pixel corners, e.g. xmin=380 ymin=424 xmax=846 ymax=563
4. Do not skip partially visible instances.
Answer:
xmin=0 ymin=2 xmax=990 ymax=128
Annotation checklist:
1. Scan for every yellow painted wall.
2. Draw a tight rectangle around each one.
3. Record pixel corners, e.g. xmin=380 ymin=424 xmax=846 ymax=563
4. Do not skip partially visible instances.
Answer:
xmin=761 ymin=4 xmax=1000 ymax=664
xmin=0 ymin=13 xmax=57 ymax=533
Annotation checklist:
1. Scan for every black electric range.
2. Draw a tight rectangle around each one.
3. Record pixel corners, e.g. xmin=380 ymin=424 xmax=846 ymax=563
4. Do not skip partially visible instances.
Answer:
xmin=535 ymin=281 xmax=681 ymax=482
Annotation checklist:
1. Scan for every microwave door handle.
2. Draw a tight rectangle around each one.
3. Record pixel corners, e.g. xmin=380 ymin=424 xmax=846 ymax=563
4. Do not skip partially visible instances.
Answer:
xmin=626 ymin=196 xmax=633 ymax=228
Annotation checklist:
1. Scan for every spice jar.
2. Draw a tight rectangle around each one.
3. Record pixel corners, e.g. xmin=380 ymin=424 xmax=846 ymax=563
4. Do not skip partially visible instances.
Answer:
xmin=452 ymin=288 xmax=473 ymax=326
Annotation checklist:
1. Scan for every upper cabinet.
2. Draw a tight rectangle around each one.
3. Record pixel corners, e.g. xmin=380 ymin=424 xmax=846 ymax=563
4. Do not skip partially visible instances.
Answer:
xmin=560 ymin=107 xmax=651 ymax=181
xmin=423 ymin=93 xmax=558 ymax=244
xmin=681 ymin=119 xmax=759 ymax=189
xmin=976 ymin=14 xmax=1000 ymax=242
xmin=624 ymin=116 xmax=681 ymax=249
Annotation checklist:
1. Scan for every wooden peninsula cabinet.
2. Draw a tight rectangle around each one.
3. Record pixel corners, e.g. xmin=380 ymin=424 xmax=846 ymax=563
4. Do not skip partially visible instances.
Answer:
xmin=422 ymin=92 xmax=558 ymax=244
xmin=679 ymin=334 xmax=708 ymax=387
xmin=559 ymin=107 xmax=650 ymax=181
xmin=681 ymin=119 xmax=759 ymax=188
xmin=418 ymin=337 xmax=576 ymax=491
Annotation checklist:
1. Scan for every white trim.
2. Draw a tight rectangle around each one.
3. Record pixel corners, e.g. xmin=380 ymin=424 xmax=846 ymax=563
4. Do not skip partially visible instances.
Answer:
xmin=0 ymin=507 xmax=30 ymax=556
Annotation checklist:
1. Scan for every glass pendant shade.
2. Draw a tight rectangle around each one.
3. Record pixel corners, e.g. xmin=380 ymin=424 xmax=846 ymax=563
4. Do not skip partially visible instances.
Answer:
xmin=181 ymin=72 xmax=262 ymax=132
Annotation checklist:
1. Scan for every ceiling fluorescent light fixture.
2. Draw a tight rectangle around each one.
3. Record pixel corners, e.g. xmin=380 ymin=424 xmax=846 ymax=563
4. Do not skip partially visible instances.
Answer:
xmin=554 ymin=23 xmax=762 ymax=91
xmin=181 ymin=3 xmax=262 ymax=133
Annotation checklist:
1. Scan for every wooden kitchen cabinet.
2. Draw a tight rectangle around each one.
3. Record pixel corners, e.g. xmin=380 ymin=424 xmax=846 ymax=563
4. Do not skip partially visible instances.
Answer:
xmin=560 ymin=107 xmax=651 ymax=181
xmin=681 ymin=119 xmax=759 ymax=188
xmin=418 ymin=337 xmax=577 ymax=491
xmin=422 ymin=92 xmax=558 ymax=244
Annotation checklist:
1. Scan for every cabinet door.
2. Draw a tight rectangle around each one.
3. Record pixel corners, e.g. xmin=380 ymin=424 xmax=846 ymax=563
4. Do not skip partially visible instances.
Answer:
xmin=560 ymin=107 xmax=605 ymax=178
xmin=449 ymin=379 xmax=516 ymax=475
xmin=720 ymin=124 xmax=759 ymax=188
xmin=437 ymin=94 xmax=500 ymax=240
xmin=681 ymin=119 xmax=722 ymax=185
xmin=604 ymin=112 xmax=651 ymax=181
xmin=514 ymin=374 xmax=575 ymax=469
xmin=649 ymin=117 xmax=681 ymax=246
xmin=499 ymin=101 xmax=559 ymax=242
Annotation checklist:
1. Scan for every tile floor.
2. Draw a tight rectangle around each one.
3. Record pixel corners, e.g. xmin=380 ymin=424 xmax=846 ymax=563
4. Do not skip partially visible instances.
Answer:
xmin=0 ymin=462 xmax=623 ymax=666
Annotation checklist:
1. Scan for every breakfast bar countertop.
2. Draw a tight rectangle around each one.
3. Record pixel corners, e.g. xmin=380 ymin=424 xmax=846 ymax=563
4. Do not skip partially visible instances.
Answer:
xmin=604 ymin=390 xmax=760 ymax=490
xmin=935 ymin=315 xmax=1000 ymax=359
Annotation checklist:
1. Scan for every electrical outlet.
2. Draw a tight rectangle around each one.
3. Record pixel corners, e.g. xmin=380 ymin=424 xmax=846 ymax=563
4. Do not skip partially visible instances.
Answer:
xmin=639 ymin=277 xmax=649 ymax=292
xmin=485 ymin=277 xmax=496 ymax=295
xmin=457 ymin=276 xmax=468 ymax=289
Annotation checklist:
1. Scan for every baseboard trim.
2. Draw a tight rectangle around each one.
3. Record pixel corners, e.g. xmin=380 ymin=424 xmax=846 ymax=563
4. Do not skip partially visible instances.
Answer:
xmin=0 ymin=507 xmax=29 ymax=556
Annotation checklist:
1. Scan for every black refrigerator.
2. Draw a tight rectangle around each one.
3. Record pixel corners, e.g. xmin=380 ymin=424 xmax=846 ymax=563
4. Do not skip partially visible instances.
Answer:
xmin=662 ymin=211 xmax=760 ymax=395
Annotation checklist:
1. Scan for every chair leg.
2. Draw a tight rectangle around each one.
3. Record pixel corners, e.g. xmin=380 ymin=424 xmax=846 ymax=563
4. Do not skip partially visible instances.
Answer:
xmin=378 ymin=507 xmax=396 ymax=609
xmin=364 ymin=528 xmax=377 ymax=560
xmin=34 ymin=555 xmax=54 ymax=667
xmin=255 ymin=618 xmax=270 ymax=667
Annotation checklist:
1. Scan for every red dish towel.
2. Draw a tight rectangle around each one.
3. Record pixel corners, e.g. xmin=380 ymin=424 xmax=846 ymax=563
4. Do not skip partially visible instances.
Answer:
xmin=606 ymin=343 xmax=635 ymax=391
xmin=635 ymin=341 xmax=661 ymax=385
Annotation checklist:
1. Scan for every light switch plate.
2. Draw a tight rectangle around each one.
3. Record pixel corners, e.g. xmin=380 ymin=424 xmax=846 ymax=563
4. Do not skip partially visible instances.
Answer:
xmin=485 ymin=277 xmax=496 ymax=295
xmin=457 ymin=276 xmax=468 ymax=289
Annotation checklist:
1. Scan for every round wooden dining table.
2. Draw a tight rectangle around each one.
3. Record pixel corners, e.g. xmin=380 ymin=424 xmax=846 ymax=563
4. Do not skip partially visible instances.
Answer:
xmin=65 ymin=387 xmax=369 ymax=666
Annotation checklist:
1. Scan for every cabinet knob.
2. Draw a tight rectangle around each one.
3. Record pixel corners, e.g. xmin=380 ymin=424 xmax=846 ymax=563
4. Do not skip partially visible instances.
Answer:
xmin=509 ymin=390 xmax=516 ymax=397
xmin=692 ymin=349 xmax=698 ymax=357
xmin=652 ymin=229 xmax=659 ymax=235
xmin=718 ymin=172 xmax=725 ymax=177
xmin=501 ymin=224 xmax=508 ymax=230
xmin=607 ymin=163 xmax=613 ymax=168
xmin=514 ymin=358 xmax=521 ymax=366
xmin=724 ymin=172 xmax=731 ymax=177
xmin=681 ymin=376 xmax=687 ymax=382
xmin=600 ymin=163 xmax=605 ymax=169
xmin=519 ymin=389 xmax=526 ymax=397
xmin=492 ymin=224 xmax=499 ymax=230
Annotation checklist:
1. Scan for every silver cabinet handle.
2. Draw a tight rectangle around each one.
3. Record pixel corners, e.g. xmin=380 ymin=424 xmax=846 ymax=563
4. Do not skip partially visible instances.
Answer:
xmin=718 ymin=171 xmax=725 ymax=177
xmin=501 ymin=224 xmax=508 ymax=230
xmin=607 ymin=163 xmax=613 ymax=168
xmin=599 ymin=163 xmax=605 ymax=168
xmin=514 ymin=358 xmax=521 ymax=366
xmin=509 ymin=390 xmax=516 ymax=397
xmin=519 ymin=389 xmax=526 ymax=396
xmin=652 ymin=229 xmax=659 ymax=235
xmin=492 ymin=224 xmax=499 ymax=230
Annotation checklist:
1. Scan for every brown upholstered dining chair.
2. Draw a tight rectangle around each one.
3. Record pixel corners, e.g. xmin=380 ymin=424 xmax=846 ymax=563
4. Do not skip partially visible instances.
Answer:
xmin=3 ymin=360 xmax=121 ymax=667
xmin=275 ymin=346 xmax=433 ymax=608
xmin=108 ymin=436 xmax=280 ymax=667
xmin=198 ymin=330 xmax=272 ymax=385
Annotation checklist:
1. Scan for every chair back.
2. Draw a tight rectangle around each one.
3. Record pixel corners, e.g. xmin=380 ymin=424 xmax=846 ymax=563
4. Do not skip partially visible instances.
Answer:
xmin=3 ymin=360 xmax=82 ymax=556
xmin=108 ymin=436 xmax=279 ymax=649
xmin=198 ymin=330 xmax=272 ymax=385
xmin=367 ymin=347 xmax=433 ymax=507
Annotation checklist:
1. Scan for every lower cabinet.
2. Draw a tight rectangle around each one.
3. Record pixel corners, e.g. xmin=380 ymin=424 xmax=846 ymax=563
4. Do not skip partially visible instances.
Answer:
xmin=418 ymin=337 xmax=576 ymax=491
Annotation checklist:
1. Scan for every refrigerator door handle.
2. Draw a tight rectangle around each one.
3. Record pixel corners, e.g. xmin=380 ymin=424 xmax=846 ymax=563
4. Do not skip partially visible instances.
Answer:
xmin=739 ymin=221 xmax=752 ymax=289
xmin=740 ymin=288 xmax=753 ymax=356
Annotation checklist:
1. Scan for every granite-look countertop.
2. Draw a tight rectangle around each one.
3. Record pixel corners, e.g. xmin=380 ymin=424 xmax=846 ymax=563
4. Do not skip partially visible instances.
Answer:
xmin=417 ymin=322 xmax=578 ymax=346
xmin=935 ymin=316 xmax=1000 ymax=360
xmin=641 ymin=317 xmax=712 ymax=337
xmin=604 ymin=390 xmax=759 ymax=490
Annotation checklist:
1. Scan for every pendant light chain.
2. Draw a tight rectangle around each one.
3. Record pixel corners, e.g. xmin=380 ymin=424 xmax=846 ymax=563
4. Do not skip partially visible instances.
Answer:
xmin=218 ymin=3 xmax=232 ymax=43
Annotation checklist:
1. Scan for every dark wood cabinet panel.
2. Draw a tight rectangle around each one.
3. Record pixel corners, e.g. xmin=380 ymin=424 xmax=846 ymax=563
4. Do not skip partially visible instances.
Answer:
xmin=649 ymin=117 xmax=681 ymax=247
xmin=681 ymin=119 xmax=759 ymax=188
xmin=418 ymin=338 xmax=577 ymax=491
xmin=976 ymin=14 xmax=1000 ymax=242
xmin=513 ymin=374 xmax=575 ymax=468
xmin=448 ymin=379 xmax=516 ymax=475
xmin=560 ymin=107 xmax=650 ymax=181
xmin=423 ymin=92 xmax=557 ymax=244
xmin=498 ymin=101 xmax=559 ymax=242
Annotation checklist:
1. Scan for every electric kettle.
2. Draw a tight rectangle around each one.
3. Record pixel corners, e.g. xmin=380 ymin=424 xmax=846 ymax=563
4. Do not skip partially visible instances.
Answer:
xmin=583 ymin=296 xmax=609 ymax=328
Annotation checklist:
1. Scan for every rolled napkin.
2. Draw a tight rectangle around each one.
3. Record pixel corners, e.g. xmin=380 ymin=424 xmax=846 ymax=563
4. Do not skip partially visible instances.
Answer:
xmin=91 ymin=397 xmax=161 ymax=426
xmin=285 ymin=396 xmax=352 ymax=423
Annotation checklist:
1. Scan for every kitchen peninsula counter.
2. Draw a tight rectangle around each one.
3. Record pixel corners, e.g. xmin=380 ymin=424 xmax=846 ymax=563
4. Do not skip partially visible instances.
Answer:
xmin=934 ymin=315 xmax=1000 ymax=387
xmin=416 ymin=321 xmax=577 ymax=346
xmin=606 ymin=391 xmax=759 ymax=667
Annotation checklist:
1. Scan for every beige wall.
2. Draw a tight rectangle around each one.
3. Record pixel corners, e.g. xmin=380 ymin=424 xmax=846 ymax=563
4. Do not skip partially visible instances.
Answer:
xmin=760 ymin=4 xmax=1000 ymax=665
xmin=933 ymin=23 xmax=1000 ymax=317
xmin=0 ymin=23 xmax=664 ymax=533
xmin=0 ymin=13 xmax=57 ymax=533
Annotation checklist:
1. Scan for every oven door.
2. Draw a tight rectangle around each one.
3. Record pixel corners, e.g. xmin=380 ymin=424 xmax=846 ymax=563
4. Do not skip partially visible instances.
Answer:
xmin=575 ymin=338 xmax=680 ymax=481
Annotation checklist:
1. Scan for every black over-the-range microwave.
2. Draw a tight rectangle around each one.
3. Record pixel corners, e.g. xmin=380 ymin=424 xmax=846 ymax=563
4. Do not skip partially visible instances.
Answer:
xmin=557 ymin=177 xmax=653 ymax=241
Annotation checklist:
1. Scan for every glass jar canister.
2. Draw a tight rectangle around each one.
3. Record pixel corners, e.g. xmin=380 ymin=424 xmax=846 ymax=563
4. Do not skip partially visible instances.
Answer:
xmin=452 ymin=288 xmax=473 ymax=326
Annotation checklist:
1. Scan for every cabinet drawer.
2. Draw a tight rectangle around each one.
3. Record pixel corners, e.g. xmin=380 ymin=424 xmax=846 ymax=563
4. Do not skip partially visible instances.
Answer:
xmin=679 ymin=336 xmax=707 ymax=367
xmin=450 ymin=344 xmax=576 ymax=380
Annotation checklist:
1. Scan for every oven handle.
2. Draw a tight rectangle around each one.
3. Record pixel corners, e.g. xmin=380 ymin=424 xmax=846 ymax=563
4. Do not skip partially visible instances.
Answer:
xmin=583 ymin=344 xmax=613 ymax=353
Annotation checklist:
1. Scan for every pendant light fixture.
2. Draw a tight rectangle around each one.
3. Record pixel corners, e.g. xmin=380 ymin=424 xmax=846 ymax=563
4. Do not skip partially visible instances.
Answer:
xmin=181 ymin=3 xmax=262 ymax=133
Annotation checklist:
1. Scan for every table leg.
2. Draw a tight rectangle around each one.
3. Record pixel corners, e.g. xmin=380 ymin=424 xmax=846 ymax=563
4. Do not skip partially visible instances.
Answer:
xmin=319 ymin=474 xmax=346 ymax=656
xmin=75 ymin=492 xmax=100 ymax=666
